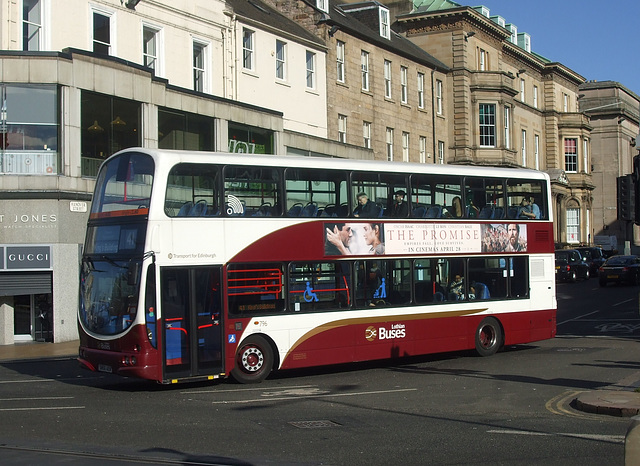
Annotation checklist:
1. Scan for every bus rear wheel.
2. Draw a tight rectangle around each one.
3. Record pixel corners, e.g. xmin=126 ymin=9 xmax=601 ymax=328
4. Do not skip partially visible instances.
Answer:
xmin=475 ymin=317 xmax=502 ymax=357
xmin=231 ymin=336 xmax=274 ymax=384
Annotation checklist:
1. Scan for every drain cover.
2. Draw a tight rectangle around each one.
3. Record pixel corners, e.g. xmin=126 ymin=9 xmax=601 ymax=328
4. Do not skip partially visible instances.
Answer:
xmin=289 ymin=420 xmax=341 ymax=429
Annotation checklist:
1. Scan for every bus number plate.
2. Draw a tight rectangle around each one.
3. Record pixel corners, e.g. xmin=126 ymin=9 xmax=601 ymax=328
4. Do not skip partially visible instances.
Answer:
xmin=98 ymin=364 xmax=113 ymax=373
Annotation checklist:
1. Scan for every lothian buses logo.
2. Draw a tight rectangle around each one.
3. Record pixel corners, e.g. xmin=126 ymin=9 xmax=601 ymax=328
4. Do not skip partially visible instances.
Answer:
xmin=365 ymin=323 xmax=406 ymax=342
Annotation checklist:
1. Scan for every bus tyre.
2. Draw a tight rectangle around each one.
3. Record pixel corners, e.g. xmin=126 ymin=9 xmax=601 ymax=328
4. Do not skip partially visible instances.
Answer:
xmin=475 ymin=317 xmax=502 ymax=357
xmin=231 ymin=336 xmax=274 ymax=384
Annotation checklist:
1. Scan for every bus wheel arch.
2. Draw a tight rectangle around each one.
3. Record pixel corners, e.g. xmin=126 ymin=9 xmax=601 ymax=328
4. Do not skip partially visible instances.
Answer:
xmin=231 ymin=334 xmax=277 ymax=384
xmin=475 ymin=317 xmax=503 ymax=357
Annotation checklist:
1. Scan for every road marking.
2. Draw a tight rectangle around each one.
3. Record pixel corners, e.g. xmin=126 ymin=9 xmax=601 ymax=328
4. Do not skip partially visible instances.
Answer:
xmin=613 ymin=298 xmax=635 ymax=307
xmin=0 ymin=406 xmax=85 ymax=412
xmin=0 ymin=396 xmax=73 ymax=401
xmin=0 ymin=379 xmax=55 ymax=384
xmin=182 ymin=384 xmax=317 ymax=395
xmin=487 ymin=429 xmax=624 ymax=444
xmin=545 ymin=390 xmax=604 ymax=420
xmin=557 ymin=311 xmax=599 ymax=325
xmin=204 ymin=387 xmax=418 ymax=404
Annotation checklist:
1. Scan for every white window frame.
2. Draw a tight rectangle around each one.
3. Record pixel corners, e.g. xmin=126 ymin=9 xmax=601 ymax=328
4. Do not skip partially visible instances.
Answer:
xmin=417 ymin=72 xmax=425 ymax=109
xmin=564 ymin=138 xmax=578 ymax=173
xmin=143 ymin=24 xmax=163 ymax=75
xmin=91 ymin=6 xmax=114 ymax=55
xmin=563 ymin=93 xmax=569 ymax=112
xmin=402 ymin=131 xmax=410 ymax=162
xmin=520 ymin=78 xmax=525 ymax=103
xmin=384 ymin=59 xmax=392 ymax=99
xmin=566 ymin=208 xmax=580 ymax=244
xmin=361 ymin=51 xmax=370 ymax=91
xmin=438 ymin=140 xmax=445 ymax=164
xmin=338 ymin=114 xmax=347 ymax=143
xmin=521 ymin=129 xmax=527 ymax=166
xmin=533 ymin=85 xmax=538 ymax=109
xmin=479 ymin=103 xmax=496 ymax=147
xmin=276 ymin=39 xmax=287 ymax=80
xmin=504 ymin=106 xmax=510 ymax=149
xmin=379 ymin=7 xmax=390 ymax=39
xmin=479 ymin=49 xmax=486 ymax=71
xmin=192 ymin=39 xmax=208 ymax=93
xmin=535 ymin=134 xmax=540 ymax=170
xmin=242 ymin=28 xmax=255 ymax=71
xmin=336 ymin=40 xmax=345 ymax=83
xmin=400 ymin=66 xmax=408 ymax=104
xmin=419 ymin=136 xmax=426 ymax=163
xmin=23 ymin=0 xmax=44 ymax=51
xmin=436 ymin=79 xmax=443 ymax=115
xmin=363 ymin=121 xmax=371 ymax=149
xmin=583 ymin=138 xmax=589 ymax=173
xmin=386 ymin=127 xmax=394 ymax=161
xmin=316 ymin=0 xmax=329 ymax=13
xmin=306 ymin=51 xmax=316 ymax=89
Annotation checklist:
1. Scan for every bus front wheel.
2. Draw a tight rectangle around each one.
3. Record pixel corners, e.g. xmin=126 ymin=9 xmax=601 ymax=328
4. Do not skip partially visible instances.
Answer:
xmin=231 ymin=336 xmax=274 ymax=384
xmin=475 ymin=317 xmax=502 ymax=357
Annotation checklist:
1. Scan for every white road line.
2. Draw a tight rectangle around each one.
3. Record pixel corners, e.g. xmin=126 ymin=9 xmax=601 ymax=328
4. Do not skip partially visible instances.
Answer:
xmin=613 ymin=298 xmax=635 ymax=307
xmin=0 ymin=379 xmax=55 ymax=384
xmin=0 ymin=406 xmax=85 ymax=412
xmin=557 ymin=310 xmax=600 ymax=325
xmin=488 ymin=429 xmax=624 ymax=444
xmin=206 ymin=387 xmax=418 ymax=404
xmin=0 ymin=397 xmax=73 ymax=401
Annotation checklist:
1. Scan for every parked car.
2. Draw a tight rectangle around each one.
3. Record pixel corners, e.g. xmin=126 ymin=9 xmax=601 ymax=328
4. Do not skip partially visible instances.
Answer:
xmin=598 ymin=255 xmax=640 ymax=287
xmin=555 ymin=249 xmax=590 ymax=282
xmin=575 ymin=246 xmax=606 ymax=276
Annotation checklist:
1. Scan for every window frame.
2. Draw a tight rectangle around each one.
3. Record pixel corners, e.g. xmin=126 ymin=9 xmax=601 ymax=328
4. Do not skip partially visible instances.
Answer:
xmin=564 ymin=138 xmax=578 ymax=173
xmin=242 ymin=28 xmax=255 ymax=71
xmin=384 ymin=59 xmax=392 ymax=99
xmin=23 ymin=0 xmax=43 ymax=51
xmin=306 ymin=51 xmax=316 ymax=89
xmin=400 ymin=66 xmax=408 ymax=104
xmin=479 ymin=103 xmax=496 ymax=148
xmin=417 ymin=72 xmax=425 ymax=109
xmin=361 ymin=51 xmax=370 ymax=91
xmin=91 ymin=8 xmax=113 ymax=55
xmin=336 ymin=40 xmax=345 ymax=83
xmin=276 ymin=39 xmax=287 ymax=80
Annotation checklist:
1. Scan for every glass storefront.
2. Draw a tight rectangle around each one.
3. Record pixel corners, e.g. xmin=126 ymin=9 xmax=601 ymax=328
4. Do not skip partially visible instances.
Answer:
xmin=228 ymin=122 xmax=274 ymax=154
xmin=158 ymin=108 xmax=215 ymax=151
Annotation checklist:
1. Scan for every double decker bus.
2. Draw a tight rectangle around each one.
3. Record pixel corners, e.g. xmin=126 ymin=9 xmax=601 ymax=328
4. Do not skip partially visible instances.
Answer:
xmin=78 ymin=148 xmax=556 ymax=384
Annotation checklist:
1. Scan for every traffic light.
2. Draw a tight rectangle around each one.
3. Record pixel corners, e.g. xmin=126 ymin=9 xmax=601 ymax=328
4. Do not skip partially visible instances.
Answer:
xmin=617 ymin=174 xmax=635 ymax=222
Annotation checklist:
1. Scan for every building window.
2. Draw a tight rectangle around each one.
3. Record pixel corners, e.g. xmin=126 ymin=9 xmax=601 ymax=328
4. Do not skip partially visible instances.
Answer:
xmin=438 ymin=141 xmax=445 ymax=164
xmin=564 ymin=138 xmax=578 ymax=172
xmin=379 ymin=7 xmax=390 ymax=39
xmin=338 ymin=114 xmax=347 ymax=143
xmin=479 ymin=103 xmax=496 ymax=147
xmin=535 ymin=134 xmax=540 ymax=170
xmin=243 ymin=28 xmax=254 ymax=70
xmin=158 ymin=107 xmax=214 ymax=151
xmin=143 ymin=26 xmax=160 ymax=71
xmin=276 ymin=40 xmax=286 ymax=80
xmin=92 ymin=11 xmax=111 ymax=55
xmin=402 ymin=132 xmax=410 ymax=162
xmin=81 ymin=91 xmax=141 ymax=177
xmin=566 ymin=208 xmax=580 ymax=243
xmin=521 ymin=130 xmax=527 ymax=166
xmin=361 ymin=51 xmax=370 ymax=91
xmin=306 ymin=51 xmax=316 ymax=89
xmin=363 ymin=121 xmax=371 ymax=149
xmin=583 ymin=138 xmax=589 ymax=173
xmin=316 ymin=0 xmax=328 ymax=13
xmin=479 ymin=49 xmax=486 ymax=71
xmin=400 ymin=66 xmax=408 ymax=104
xmin=23 ymin=0 xmax=42 ymax=51
xmin=336 ymin=40 xmax=345 ymax=83
xmin=533 ymin=85 xmax=538 ymax=108
xmin=419 ymin=136 xmax=426 ymax=163
xmin=384 ymin=60 xmax=392 ymax=99
xmin=520 ymin=78 xmax=525 ymax=103
xmin=0 ymin=84 xmax=58 ymax=175
xmin=386 ymin=127 xmax=394 ymax=161
xmin=563 ymin=93 xmax=569 ymax=112
xmin=504 ymin=106 xmax=510 ymax=149
xmin=436 ymin=80 xmax=443 ymax=115
xmin=417 ymin=72 xmax=425 ymax=109
xmin=228 ymin=122 xmax=275 ymax=154
xmin=193 ymin=41 xmax=206 ymax=92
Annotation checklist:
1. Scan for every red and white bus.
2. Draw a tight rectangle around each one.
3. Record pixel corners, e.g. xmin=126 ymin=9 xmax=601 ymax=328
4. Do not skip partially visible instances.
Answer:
xmin=78 ymin=148 xmax=556 ymax=384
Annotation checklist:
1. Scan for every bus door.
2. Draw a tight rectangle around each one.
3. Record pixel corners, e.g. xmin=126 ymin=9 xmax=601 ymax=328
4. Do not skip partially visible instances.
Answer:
xmin=160 ymin=267 xmax=223 ymax=379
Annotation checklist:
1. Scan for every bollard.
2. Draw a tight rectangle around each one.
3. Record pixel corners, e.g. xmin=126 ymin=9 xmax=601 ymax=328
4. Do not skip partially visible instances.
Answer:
xmin=625 ymin=414 xmax=640 ymax=465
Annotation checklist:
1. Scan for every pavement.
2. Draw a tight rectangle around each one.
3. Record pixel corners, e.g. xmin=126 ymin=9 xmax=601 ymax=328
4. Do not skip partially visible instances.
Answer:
xmin=1 ymin=340 xmax=640 ymax=417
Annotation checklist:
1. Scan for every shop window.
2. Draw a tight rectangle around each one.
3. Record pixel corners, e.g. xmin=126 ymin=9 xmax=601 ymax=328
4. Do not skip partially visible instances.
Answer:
xmin=81 ymin=91 xmax=141 ymax=177
xmin=158 ymin=108 xmax=214 ymax=151
xmin=228 ymin=122 xmax=274 ymax=154
xmin=0 ymin=84 xmax=59 ymax=175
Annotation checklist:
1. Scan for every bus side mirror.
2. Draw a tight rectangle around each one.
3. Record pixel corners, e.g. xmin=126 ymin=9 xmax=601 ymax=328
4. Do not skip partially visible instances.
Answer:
xmin=127 ymin=261 xmax=140 ymax=286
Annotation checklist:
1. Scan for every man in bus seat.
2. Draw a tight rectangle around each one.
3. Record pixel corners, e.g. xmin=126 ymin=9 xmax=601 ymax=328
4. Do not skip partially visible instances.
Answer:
xmin=529 ymin=196 xmax=541 ymax=219
xmin=448 ymin=274 xmax=464 ymax=300
xmin=390 ymin=190 xmax=409 ymax=217
xmin=353 ymin=192 xmax=378 ymax=218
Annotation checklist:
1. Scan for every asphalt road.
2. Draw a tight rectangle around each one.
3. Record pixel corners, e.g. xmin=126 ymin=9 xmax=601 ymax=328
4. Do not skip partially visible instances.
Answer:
xmin=1 ymin=277 xmax=639 ymax=465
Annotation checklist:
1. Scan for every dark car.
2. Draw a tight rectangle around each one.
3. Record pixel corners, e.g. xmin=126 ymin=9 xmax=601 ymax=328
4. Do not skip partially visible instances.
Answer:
xmin=575 ymin=246 xmax=606 ymax=276
xmin=555 ymin=249 xmax=590 ymax=282
xmin=598 ymin=255 xmax=640 ymax=287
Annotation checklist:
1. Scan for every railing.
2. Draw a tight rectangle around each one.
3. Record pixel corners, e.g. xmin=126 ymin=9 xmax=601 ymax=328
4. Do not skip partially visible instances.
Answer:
xmin=0 ymin=151 xmax=57 ymax=175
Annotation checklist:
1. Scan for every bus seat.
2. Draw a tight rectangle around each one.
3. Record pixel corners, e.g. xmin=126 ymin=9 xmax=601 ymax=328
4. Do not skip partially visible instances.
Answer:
xmin=493 ymin=207 xmax=504 ymax=219
xmin=321 ymin=204 xmax=337 ymax=217
xmin=336 ymin=203 xmax=349 ymax=217
xmin=474 ymin=282 xmax=490 ymax=299
xmin=425 ymin=205 xmax=442 ymax=218
xmin=507 ymin=206 xmax=519 ymax=219
xmin=302 ymin=202 xmax=319 ymax=217
xmin=478 ymin=205 xmax=494 ymax=219
xmin=177 ymin=202 xmax=193 ymax=217
xmin=189 ymin=199 xmax=208 ymax=216
xmin=433 ymin=292 xmax=444 ymax=302
xmin=253 ymin=203 xmax=273 ymax=217
xmin=412 ymin=206 xmax=427 ymax=218
xmin=287 ymin=203 xmax=303 ymax=217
